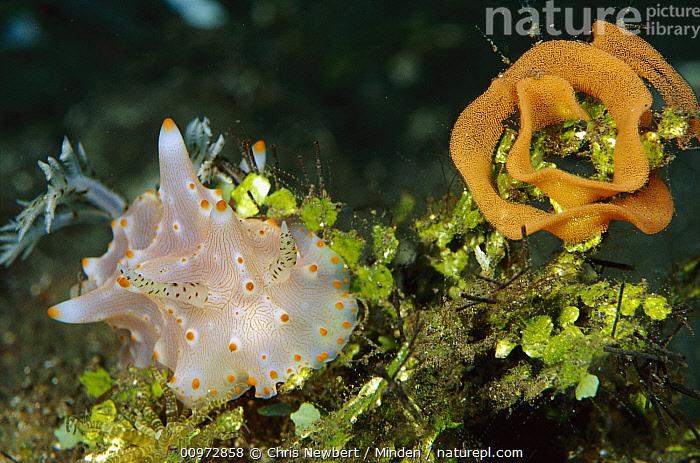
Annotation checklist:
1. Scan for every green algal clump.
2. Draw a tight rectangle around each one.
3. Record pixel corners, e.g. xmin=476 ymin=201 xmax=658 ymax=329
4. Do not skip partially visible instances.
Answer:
xmin=72 ymin=367 xmax=244 ymax=462
xmin=656 ymin=106 xmax=691 ymax=140
xmin=329 ymin=230 xmax=364 ymax=269
xmin=79 ymin=368 xmax=115 ymax=398
xmin=354 ymin=264 xmax=393 ymax=303
xmin=291 ymin=403 xmax=322 ymax=437
xmin=416 ymin=190 xmax=506 ymax=287
xmin=644 ymin=294 xmax=671 ymax=320
xmin=372 ymin=224 xmax=399 ymax=264
xmin=230 ymin=173 xmax=271 ymax=217
xmin=299 ymin=196 xmax=338 ymax=231
xmin=264 ymin=188 xmax=297 ymax=217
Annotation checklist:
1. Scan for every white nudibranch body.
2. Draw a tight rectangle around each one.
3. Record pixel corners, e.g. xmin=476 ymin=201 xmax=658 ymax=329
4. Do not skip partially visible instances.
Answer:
xmin=47 ymin=119 xmax=356 ymax=406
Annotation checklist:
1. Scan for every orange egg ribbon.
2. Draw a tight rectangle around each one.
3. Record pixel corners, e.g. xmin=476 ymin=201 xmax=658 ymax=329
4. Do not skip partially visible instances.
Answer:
xmin=450 ymin=21 xmax=699 ymax=242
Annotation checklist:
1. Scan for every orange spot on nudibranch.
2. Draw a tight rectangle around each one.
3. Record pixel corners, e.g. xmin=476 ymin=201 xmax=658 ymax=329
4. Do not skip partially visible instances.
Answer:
xmin=235 ymin=387 xmax=242 ymax=394
xmin=270 ymin=370 xmax=278 ymax=379
xmin=192 ymin=378 xmax=200 ymax=390
xmin=342 ymin=321 xmax=352 ymax=329
xmin=319 ymin=327 xmax=328 ymax=336
xmin=186 ymin=331 xmax=195 ymax=341
xmin=237 ymin=256 xmax=243 ymax=264
xmin=245 ymin=282 xmax=255 ymax=291
xmin=81 ymin=258 xmax=90 ymax=267
xmin=337 ymin=337 xmax=344 ymax=344
xmin=335 ymin=302 xmax=344 ymax=310
xmin=210 ymin=388 xmax=218 ymax=395
xmin=216 ymin=200 xmax=227 ymax=211
xmin=331 ymin=256 xmax=339 ymax=264
xmin=280 ymin=314 xmax=289 ymax=323
xmin=215 ymin=189 xmax=222 ymax=197
xmin=170 ymin=375 xmax=177 ymax=384
xmin=227 ymin=374 xmax=235 ymax=382
xmin=110 ymin=220 xmax=117 ymax=228
xmin=316 ymin=240 xmax=323 ymax=247
xmin=47 ymin=307 xmax=60 ymax=318
xmin=120 ymin=219 xmax=128 ymax=227
xmin=309 ymin=264 xmax=318 ymax=273
xmin=173 ymin=223 xmax=179 ymax=230
xmin=264 ymin=386 xmax=270 ymax=395
xmin=189 ymin=182 xmax=195 ymax=190
xmin=117 ymin=277 xmax=130 ymax=288
xmin=229 ymin=342 xmax=237 ymax=352
xmin=246 ymin=377 xmax=256 ymax=387
xmin=201 ymin=199 xmax=210 ymax=209
xmin=125 ymin=250 xmax=134 ymax=259
xmin=294 ymin=354 xmax=302 ymax=362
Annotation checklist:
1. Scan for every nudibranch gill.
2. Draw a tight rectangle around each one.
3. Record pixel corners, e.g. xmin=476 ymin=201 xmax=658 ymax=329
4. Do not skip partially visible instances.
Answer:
xmin=47 ymin=119 xmax=357 ymax=406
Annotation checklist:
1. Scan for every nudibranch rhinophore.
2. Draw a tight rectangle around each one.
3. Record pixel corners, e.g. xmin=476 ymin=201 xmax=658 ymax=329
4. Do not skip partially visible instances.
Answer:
xmin=48 ymin=119 xmax=357 ymax=406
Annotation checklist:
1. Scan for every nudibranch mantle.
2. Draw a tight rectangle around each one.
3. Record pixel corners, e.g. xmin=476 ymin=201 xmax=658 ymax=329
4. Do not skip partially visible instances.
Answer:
xmin=48 ymin=119 xmax=356 ymax=406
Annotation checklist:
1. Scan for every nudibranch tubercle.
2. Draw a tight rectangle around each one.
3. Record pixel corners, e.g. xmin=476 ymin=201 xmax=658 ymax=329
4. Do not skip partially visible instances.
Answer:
xmin=47 ymin=119 xmax=357 ymax=406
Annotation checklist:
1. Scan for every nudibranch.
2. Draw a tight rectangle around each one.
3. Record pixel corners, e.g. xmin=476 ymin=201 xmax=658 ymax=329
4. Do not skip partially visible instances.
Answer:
xmin=48 ymin=119 xmax=357 ymax=406
xmin=450 ymin=21 xmax=700 ymax=243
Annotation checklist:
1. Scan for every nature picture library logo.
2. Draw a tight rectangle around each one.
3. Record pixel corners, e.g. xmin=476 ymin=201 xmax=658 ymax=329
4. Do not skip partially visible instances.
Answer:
xmin=485 ymin=1 xmax=700 ymax=38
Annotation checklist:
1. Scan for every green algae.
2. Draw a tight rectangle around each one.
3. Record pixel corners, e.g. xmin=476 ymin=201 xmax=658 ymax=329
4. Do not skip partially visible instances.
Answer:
xmin=264 ymin=188 xmax=297 ymax=217
xmin=299 ymin=196 xmax=338 ymax=231
xmin=354 ymin=264 xmax=393 ymax=303
xmin=230 ymin=173 xmax=271 ymax=217
xmin=291 ymin=403 xmax=322 ymax=437
xmin=644 ymin=294 xmax=672 ymax=320
xmin=78 ymin=368 xmax=114 ymax=398
xmin=372 ymin=224 xmax=399 ymax=264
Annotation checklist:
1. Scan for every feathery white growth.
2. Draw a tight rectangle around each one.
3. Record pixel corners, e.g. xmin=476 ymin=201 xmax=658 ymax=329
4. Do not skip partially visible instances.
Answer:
xmin=118 ymin=265 xmax=209 ymax=308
